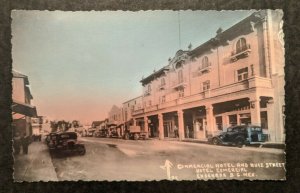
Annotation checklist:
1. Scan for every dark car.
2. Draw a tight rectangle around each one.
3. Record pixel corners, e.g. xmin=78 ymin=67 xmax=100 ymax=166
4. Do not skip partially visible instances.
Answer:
xmin=48 ymin=132 xmax=86 ymax=155
xmin=209 ymin=125 xmax=268 ymax=147
xmin=94 ymin=128 xmax=109 ymax=138
xmin=46 ymin=132 xmax=58 ymax=147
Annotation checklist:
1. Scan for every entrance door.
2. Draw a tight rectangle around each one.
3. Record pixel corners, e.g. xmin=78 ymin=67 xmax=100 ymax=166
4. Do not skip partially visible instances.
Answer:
xmin=240 ymin=113 xmax=251 ymax=125
xmin=163 ymin=123 xmax=169 ymax=137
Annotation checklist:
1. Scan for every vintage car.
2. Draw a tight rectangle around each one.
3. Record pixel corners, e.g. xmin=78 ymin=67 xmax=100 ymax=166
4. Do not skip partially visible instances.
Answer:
xmin=48 ymin=132 xmax=86 ymax=155
xmin=46 ymin=132 xmax=58 ymax=146
xmin=123 ymin=125 xmax=148 ymax=140
xmin=209 ymin=125 xmax=268 ymax=147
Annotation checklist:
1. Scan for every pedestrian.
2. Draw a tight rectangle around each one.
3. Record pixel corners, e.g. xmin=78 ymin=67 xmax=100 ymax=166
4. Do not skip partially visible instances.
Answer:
xmin=21 ymin=133 xmax=29 ymax=154
xmin=174 ymin=125 xmax=179 ymax=138
xmin=13 ymin=132 xmax=21 ymax=155
xmin=186 ymin=126 xmax=189 ymax=138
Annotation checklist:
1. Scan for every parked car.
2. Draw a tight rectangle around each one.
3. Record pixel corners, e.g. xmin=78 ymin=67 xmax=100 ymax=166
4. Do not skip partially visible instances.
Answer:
xmin=46 ymin=132 xmax=58 ymax=146
xmin=209 ymin=125 xmax=268 ymax=147
xmin=94 ymin=128 xmax=109 ymax=138
xmin=48 ymin=132 xmax=86 ymax=155
xmin=86 ymin=128 xmax=96 ymax=137
xmin=124 ymin=125 xmax=148 ymax=140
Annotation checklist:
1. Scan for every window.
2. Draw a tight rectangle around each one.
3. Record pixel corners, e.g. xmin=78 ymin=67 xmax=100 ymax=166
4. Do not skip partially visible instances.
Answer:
xmin=148 ymin=100 xmax=152 ymax=106
xmin=201 ymin=56 xmax=209 ymax=69
xmin=237 ymin=67 xmax=248 ymax=81
xmin=236 ymin=38 xmax=247 ymax=53
xmin=148 ymin=85 xmax=151 ymax=92
xmin=202 ymin=80 xmax=210 ymax=91
xmin=161 ymin=96 xmax=166 ymax=103
xmin=178 ymin=89 xmax=184 ymax=98
xmin=161 ymin=78 xmax=166 ymax=86
xmin=178 ymin=70 xmax=183 ymax=83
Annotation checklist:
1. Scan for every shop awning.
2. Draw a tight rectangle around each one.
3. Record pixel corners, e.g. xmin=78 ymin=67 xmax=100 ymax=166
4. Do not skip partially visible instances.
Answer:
xmin=12 ymin=101 xmax=37 ymax=117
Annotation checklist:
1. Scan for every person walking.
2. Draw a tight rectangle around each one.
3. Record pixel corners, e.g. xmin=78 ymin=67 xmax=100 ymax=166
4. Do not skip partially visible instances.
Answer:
xmin=186 ymin=126 xmax=190 ymax=138
xmin=13 ymin=132 xmax=21 ymax=155
xmin=174 ymin=125 xmax=179 ymax=138
xmin=21 ymin=133 xmax=29 ymax=154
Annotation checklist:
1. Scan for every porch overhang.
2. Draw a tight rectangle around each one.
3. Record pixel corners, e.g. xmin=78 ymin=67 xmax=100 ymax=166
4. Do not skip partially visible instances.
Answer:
xmin=12 ymin=101 xmax=37 ymax=117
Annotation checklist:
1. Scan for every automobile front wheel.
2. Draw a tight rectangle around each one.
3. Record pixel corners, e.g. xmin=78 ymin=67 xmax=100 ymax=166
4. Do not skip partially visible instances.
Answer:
xmin=235 ymin=138 xmax=245 ymax=148
xmin=124 ymin=133 xmax=129 ymax=140
xmin=78 ymin=146 xmax=86 ymax=155
xmin=212 ymin=138 xmax=219 ymax=145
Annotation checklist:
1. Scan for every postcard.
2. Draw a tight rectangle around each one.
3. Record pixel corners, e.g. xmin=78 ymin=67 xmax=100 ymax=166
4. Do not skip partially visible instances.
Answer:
xmin=11 ymin=10 xmax=285 ymax=181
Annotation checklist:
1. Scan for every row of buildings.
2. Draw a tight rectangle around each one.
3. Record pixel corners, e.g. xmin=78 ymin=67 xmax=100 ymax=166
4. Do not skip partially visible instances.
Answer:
xmin=102 ymin=10 xmax=285 ymax=143
xmin=12 ymin=70 xmax=38 ymax=138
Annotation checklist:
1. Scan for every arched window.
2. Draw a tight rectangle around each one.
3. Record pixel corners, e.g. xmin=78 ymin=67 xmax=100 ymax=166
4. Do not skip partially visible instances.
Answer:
xmin=161 ymin=78 xmax=165 ymax=86
xmin=236 ymin=38 xmax=247 ymax=53
xmin=202 ymin=56 xmax=209 ymax=68
xmin=178 ymin=70 xmax=183 ymax=83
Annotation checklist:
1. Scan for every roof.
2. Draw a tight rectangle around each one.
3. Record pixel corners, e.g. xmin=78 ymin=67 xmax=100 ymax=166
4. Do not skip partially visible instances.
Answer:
xmin=139 ymin=11 xmax=265 ymax=85
xmin=12 ymin=70 xmax=29 ymax=85
xmin=92 ymin=121 xmax=104 ymax=126
xmin=189 ymin=11 xmax=265 ymax=57
xmin=140 ymin=66 xmax=170 ymax=86
xmin=12 ymin=100 xmax=37 ymax=117
xmin=123 ymin=95 xmax=143 ymax=104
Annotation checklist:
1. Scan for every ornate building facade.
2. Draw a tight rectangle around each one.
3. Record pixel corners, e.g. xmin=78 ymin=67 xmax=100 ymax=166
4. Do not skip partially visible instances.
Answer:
xmin=130 ymin=10 xmax=285 ymax=143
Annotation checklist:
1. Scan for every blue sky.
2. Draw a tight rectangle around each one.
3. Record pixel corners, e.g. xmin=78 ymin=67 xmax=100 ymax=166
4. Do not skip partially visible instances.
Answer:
xmin=12 ymin=10 xmax=255 ymax=124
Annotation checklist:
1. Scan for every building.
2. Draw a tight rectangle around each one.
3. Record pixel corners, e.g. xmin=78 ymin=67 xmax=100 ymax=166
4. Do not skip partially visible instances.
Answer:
xmin=12 ymin=70 xmax=37 ymax=136
xmin=123 ymin=96 xmax=144 ymax=129
xmin=108 ymin=105 xmax=124 ymax=127
xmin=130 ymin=10 xmax=284 ymax=143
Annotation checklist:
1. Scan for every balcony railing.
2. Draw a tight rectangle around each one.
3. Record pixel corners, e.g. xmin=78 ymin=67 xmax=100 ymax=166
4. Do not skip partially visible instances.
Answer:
xmin=230 ymin=44 xmax=251 ymax=62
xmin=144 ymin=105 xmax=158 ymax=113
xmin=132 ymin=108 xmax=144 ymax=116
xmin=157 ymin=84 xmax=166 ymax=91
xmin=171 ymin=77 xmax=187 ymax=89
xmin=192 ymin=64 xmax=212 ymax=77
xmin=144 ymin=90 xmax=151 ymax=96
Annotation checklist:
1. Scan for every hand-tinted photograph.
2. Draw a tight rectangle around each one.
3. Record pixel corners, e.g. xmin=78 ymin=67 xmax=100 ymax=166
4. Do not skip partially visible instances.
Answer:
xmin=11 ymin=10 xmax=285 ymax=181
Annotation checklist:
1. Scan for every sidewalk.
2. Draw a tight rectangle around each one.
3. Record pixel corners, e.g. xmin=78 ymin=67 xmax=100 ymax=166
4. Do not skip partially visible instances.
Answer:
xmin=14 ymin=141 xmax=58 ymax=181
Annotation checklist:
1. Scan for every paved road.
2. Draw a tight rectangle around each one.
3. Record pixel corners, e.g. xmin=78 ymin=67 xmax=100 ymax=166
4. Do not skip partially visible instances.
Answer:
xmin=50 ymin=137 xmax=285 ymax=181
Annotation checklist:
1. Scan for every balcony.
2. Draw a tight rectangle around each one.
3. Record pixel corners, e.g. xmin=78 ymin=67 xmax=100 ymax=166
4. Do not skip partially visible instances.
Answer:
xmin=144 ymin=105 xmax=158 ymax=113
xmin=171 ymin=77 xmax=187 ymax=90
xmin=132 ymin=108 xmax=144 ymax=116
xmin=144 ymin=90 xmax=151 ymax=96
xmin=230 ymin=44 xmax=251 ymax=62
xmin=157 ymin=84 xmax=166 ymax=91
xmin=192 ymin=64 xmax=212 ymax=77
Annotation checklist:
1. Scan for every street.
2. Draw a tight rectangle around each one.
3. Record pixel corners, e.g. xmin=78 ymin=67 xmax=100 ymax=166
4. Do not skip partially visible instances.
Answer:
xmin=50 ymin=137 xmax=285 ymax=181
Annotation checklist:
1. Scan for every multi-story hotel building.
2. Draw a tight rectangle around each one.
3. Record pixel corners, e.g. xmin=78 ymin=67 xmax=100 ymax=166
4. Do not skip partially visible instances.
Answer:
xmin=12 ymin=70 xmax=37 ymax=136
xmin=131 ymin=10 xmax=285 ymax=143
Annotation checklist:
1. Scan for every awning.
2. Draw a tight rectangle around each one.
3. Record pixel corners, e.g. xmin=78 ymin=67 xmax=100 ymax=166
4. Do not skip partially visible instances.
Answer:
xmin=12 ymin=101 xmax=37 ymax=117
xmin=107 ymin=123 xmax=117 ymax=127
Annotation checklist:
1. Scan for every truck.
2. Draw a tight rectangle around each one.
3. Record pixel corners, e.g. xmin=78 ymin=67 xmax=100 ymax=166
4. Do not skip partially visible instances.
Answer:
xmin=123 ymin=125 xmax=148 ymax=140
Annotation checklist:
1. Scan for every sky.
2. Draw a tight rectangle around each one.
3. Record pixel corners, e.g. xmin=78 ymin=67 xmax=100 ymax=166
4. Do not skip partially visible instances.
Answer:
xmin=11 ymin=10 xmax=255 ymax=124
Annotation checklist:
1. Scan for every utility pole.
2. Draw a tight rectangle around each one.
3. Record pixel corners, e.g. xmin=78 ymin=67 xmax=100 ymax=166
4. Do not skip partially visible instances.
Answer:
xmin=178 ymin=11 xmax=181 ymax=49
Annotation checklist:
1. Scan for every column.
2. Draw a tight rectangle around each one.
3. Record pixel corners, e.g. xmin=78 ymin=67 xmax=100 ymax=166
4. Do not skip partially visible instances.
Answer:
xmin=223 ymin=114 xmax=229 ymax=130
xmin=144 ymin=116 xmax=149 ymax=138
xmin=266 ymin=99 xmax=275 ymax=142
xmin=177 ymin=110 xmax=185 ymax=141
xmin=144 ymin=116 xmax=149 ymax=132
xmin=205 ymin=104 xmax=215 ymax=137
xmin=158 ymin=113 xmax=164 ymax=140
xmin=249 ymin=95 xmax=261 ymax=126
